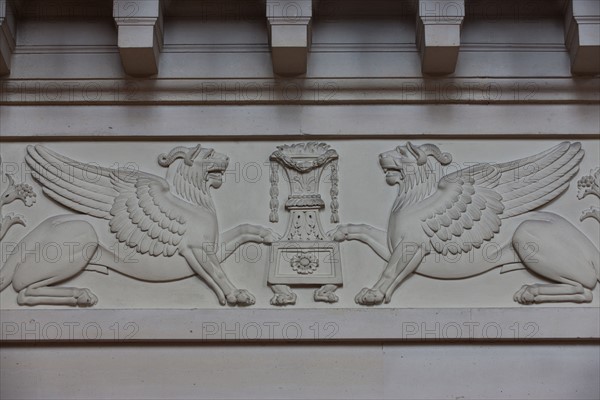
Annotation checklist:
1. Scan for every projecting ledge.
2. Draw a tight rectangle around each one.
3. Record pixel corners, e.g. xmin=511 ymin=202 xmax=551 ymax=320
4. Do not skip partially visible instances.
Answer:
xmin=1 ymin=307 xmax=597 ymax=342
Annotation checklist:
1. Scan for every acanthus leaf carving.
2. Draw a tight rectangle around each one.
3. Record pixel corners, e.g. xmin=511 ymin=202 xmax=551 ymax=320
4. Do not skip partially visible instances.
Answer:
xmin=0 ymin=155 xmax=37 ymax=241
xmin=577 ymin=167 xmax=600 ymax=222
xmin=0 ymin=154 xmax=37 ymax=291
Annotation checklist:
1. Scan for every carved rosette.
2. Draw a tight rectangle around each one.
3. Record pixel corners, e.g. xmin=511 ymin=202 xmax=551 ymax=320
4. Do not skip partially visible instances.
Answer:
xmin=290 ymin=252 xmax=319 ymax=274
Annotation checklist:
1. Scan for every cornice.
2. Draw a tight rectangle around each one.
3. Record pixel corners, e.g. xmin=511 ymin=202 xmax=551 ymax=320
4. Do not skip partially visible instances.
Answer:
xmin=0 ymin=77 xmax=597 ymax=105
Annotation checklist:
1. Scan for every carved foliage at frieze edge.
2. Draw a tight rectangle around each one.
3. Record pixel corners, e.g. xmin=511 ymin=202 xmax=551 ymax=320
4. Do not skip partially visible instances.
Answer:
xmin=577 ymin=167 xmax=600 ymax=222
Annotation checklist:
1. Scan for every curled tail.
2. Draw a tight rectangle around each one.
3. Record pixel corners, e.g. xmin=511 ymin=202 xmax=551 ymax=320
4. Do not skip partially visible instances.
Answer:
xmin=589 ymin=238 xmax=600 ymax=284
xmin=0 ymin=242 xmax=21 ymax=292
xmin=0 ymin=218 xmax=27 ymax=293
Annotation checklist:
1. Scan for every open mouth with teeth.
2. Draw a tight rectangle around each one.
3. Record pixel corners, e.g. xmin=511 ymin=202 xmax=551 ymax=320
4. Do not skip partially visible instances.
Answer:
xmin=203 ymin=150 xmax=230 ymax=178
xmin=382 ymin=167 xmax=406 ymax=180
xmin=207 ymin=163 xmax=227 ymax=179
xmin=379 ymin=157 xmax=406 ymax=180
xmin=207 ymin=171 xmax=224 ymax=181
xmin=206 ymin=165 xmax=226 ymax=187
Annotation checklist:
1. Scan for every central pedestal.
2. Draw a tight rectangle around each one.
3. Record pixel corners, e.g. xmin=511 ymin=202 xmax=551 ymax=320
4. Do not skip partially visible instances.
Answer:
xmin=266 ymin=142 xmax=343 ymax=306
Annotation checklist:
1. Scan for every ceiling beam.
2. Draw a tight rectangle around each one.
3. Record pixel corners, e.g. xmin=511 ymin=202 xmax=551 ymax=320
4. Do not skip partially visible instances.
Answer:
xmin=416 ymin=0 xmax=465 ymax=75
xmin=113 ymin=0 xmax=164 ymax=77
xmin=0 ymin=0 xmax=16 ymax=76
xmin=564 ymin=0 xmax=600 ymax=75
xmin=266 ymin=0 xmax=312 ymax=76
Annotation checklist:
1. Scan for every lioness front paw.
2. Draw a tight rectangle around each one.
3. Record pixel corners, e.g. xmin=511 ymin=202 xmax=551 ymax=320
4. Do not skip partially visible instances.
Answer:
xmin=226 ymin=289 xmax=256 ymax=306
xmin=260 ymin=228 xmax=281 ymax=244
xmin=326 ymin=225 xmax=349 ymax=242
xmin=355 ymin=287 xmax=384 ymax=306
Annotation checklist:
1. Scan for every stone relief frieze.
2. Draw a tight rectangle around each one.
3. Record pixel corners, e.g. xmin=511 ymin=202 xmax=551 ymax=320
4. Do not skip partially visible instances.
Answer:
xmin=0 ymin=140 xmax=598 ymax=309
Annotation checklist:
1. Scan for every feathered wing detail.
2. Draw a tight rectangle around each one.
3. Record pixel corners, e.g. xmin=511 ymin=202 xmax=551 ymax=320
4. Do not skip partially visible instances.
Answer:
xmin=26 ymin=145 xmax=187 ymax=258
xmin=420 ymin=142 xmax=583 ymax=255
xmin=109 ymin=171 xmax=186 ymax=257
xmin=421 ymin=175 xmax=504 ymax=256
xmin=25 ymin=145 xmax=117 ymax=219
xmin=492 ymin=142 xmax=584 ymax=218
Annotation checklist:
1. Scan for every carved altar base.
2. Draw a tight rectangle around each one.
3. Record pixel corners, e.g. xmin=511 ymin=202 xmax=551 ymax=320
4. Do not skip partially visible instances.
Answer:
xmin=267 ymin=143 xmax=342 ymax=305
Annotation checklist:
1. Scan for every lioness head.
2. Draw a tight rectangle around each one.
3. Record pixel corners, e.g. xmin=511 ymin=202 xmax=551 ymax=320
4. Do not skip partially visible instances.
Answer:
xmin=379 ymin=142 xmax=452 ymax=186
xmin=158 ymin=145 xmax=229 ymax=190
xmin=157 ymin=145 xmax=229 ymax=212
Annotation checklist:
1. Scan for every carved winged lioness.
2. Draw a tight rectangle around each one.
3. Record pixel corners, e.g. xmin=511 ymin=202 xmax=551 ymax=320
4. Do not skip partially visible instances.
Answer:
xmin=0 ymin=145 xmax=277 ymax=307
xmin=330 ymin=142 xmax=600 ymax=305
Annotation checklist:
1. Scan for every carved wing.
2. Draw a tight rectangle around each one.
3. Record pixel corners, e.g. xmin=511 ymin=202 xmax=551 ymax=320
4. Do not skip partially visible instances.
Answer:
xmin=421 ymin=142 xmax=583 ymax=255
xmin=489 ymin=141 xmax=584 ymax=218
xmin=421 ymin=170 xmax=504 ymax=255
xmin=25 ymin=145 xmax=187 ymax=257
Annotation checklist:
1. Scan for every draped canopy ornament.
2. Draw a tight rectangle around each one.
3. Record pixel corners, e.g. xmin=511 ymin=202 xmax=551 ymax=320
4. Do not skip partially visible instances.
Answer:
xmin=268 ymin=142 xmax=340 ymax=224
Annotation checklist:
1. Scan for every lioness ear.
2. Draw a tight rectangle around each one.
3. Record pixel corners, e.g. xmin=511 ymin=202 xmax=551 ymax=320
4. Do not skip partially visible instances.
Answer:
xmin=189 ymin=144 xmax=203 ymax=161
xmin=158 ymin=146 xmax=198 ymax=167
